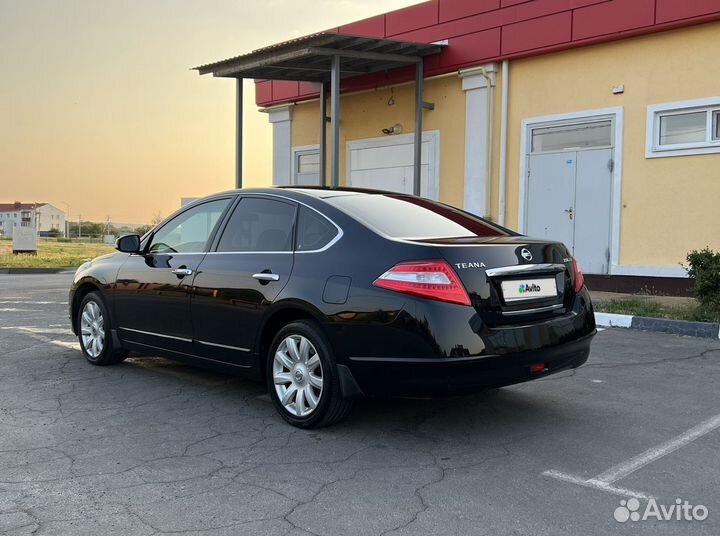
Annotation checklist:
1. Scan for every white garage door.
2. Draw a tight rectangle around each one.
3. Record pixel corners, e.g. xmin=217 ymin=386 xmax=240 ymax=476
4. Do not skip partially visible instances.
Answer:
xmin=347 ymin=131 xmax=439 ymax=199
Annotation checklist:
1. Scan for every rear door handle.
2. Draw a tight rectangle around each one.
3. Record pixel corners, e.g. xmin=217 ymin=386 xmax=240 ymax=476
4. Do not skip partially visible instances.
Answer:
xmin=171 ymin=268 xmax=193 ymax=276
xmin=252 ymin=272 xmax=280 ymax=282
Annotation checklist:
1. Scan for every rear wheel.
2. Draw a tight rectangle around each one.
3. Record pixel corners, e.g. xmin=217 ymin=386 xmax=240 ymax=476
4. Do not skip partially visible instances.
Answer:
xmin=267 ymin=320 xmax=353 ymax=428
xmin=77 ymin=292 xmax=128 ymax=366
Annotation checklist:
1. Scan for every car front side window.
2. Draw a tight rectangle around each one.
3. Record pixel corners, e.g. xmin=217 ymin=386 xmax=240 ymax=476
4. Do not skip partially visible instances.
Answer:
xmin=148 ymin=199 xmax=231 ymax=254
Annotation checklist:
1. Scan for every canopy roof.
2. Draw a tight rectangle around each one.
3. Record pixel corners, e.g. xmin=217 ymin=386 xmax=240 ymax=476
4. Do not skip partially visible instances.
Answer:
xmin=193 ymin=32 xmax=445 ymax=81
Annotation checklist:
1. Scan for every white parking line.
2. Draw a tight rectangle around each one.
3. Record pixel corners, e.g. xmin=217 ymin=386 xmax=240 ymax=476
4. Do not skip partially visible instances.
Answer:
xmin=542 ymin=469 xmax=653 ymax=500
xmin=0 ymin=326 xmax=79 ymax=350
xmin=544 ymin=411 xmax=720 ymax=499
xmin=0 ymin=301 xmax=63 ymax=305
xmin=595 ymin=413 xmax=720 ymax=483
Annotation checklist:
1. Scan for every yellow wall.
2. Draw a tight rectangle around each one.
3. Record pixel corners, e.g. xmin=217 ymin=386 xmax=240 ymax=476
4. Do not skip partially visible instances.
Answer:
xmin=505 ymin=22 xmax=720 ymax=268
xmin=292 ymin=76 xmax=467 ymax=208
xmin=286 ymin=21 xmax=720 ymax=270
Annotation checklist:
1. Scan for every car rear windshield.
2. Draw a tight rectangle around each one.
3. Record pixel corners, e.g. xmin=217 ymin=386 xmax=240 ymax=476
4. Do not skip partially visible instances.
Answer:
xmin=327 ymin=194 xmax=510 ymax=239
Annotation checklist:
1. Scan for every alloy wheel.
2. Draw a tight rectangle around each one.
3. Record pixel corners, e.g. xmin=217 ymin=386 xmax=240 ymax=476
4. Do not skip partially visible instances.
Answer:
xmin=80 ymin=301 xmax=105 ymax=358
xmin=272 ymin=334 xmax=323 ymax=417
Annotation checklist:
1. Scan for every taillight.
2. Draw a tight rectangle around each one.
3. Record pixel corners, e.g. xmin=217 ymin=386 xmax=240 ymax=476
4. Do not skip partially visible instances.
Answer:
xmin=572 ymin=257 xmax=585 ymax=292
xmin=373 ymin=260 xmax=471 ymax=306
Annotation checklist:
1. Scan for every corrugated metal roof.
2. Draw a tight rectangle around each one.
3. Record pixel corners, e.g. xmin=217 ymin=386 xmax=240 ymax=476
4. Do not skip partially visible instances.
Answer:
xmin=193 ymin=32 xmax=444 ymax=82
xmin=0 ymin=203 xmax=46 ymax=212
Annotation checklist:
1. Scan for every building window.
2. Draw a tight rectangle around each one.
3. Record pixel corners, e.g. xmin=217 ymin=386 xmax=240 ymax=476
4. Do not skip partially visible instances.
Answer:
xmin=292 ymin=146 xmax=322 ymax=186
xmin=647 ymin=97 xmax=720 ymax=158
xmin=530 ymin=120 xmax=612 ymax=153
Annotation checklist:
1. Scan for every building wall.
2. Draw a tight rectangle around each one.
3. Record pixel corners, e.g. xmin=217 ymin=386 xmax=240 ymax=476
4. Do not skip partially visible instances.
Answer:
xmin=37 ymin=204 xmax=65 ymax=233
xmin=282 ymin=21 xmax=720 ymax=274
xmin=503 ymin=22 xmax=720 ymax=269
xmin=291 ymin=75 xmax=468 ymax=208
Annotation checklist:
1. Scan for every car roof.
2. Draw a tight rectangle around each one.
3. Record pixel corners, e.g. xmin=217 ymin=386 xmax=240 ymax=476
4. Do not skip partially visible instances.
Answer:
xmin=210 ymin=186 xmax=400 ymax=201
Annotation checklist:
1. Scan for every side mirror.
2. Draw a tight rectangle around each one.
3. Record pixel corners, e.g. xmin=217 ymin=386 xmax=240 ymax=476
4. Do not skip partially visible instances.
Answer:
xmin=115 ymin=234 xmax=142 ymax=254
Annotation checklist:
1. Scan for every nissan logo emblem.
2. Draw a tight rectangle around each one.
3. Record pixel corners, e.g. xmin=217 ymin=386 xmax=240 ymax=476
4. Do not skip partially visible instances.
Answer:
xmin=521 ymin=248 xmax=533 ymax=262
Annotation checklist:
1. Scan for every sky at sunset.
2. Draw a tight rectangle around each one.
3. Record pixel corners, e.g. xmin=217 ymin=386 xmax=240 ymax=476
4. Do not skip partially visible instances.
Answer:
xmin=0 ymin=0 xmax=421 ymax=224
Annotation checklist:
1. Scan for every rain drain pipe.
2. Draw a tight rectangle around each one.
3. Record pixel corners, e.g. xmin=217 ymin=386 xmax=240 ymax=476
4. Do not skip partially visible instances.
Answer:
xmin=498 ymin=59 xmax=509 ymax=226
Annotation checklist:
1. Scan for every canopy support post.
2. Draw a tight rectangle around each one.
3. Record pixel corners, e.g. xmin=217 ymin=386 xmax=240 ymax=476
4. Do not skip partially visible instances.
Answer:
xmin=330 ymin=55 xmax=341 ymax=189
xmin=319 ymin=82 xmax=328 ymax=187
xmin=413 ymin=60 xmax=424 ymax=197
xmin=235 ymin=78 xmax=243 ymax=189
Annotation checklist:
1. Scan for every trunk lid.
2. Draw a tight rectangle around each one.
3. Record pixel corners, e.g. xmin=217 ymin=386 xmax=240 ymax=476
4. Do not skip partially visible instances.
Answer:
xmin=413 ymin=236 xmax=576 ymax=324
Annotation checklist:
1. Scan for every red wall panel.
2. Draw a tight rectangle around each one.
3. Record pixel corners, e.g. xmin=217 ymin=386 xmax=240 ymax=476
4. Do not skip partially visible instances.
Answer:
xmin=255 ymin=0 xmax=720 ymax=106
xmin=298 ymin=81 xmax=321 ymax=98
xmin=439 ymin=28 xmax=502 ymax=68
xmin=255 ymin=80 xmax=273 ymax=106
xmin=501 ymin=11 xmax=572 ymax=55
xmin=573 ymin=0 xmax=655 ymax=40
xmin=439 ymin=0 xmax=499 ymax=23
xmin=656 ymin=0 xmax=720 ymax=24
xmin=338 ymin=15 xmax=386 ymax=37
xmin=385 ymin=0 xmax=439 ymax=36
xmin=271 ymin=81 xmax=300 ymax=102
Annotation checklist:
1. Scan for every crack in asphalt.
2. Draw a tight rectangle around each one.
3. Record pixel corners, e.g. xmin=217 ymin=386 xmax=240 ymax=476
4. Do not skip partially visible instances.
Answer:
xmin=1 ymin=281 xmax=720 ymax=535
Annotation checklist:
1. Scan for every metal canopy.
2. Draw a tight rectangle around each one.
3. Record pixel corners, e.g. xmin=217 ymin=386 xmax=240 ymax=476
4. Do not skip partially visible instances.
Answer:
xmin=194 ymin=33 xmax=445 ymax=192
xmin=194 ymin=32 xmax=444 ymax=81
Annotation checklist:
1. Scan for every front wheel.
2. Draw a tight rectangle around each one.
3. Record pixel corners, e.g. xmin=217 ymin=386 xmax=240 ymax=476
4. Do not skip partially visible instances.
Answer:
xmin=267 ymin=320 xmax=353 ymax=428
xmin=77 ymin=292 xmax=128 ymax=366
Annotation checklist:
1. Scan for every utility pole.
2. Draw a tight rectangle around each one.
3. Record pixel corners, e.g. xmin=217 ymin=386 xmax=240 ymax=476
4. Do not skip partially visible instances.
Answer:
xmin=78 ymin=215 xmax=82 ymax=239
xmin=62 ymin=201 xmax=70 ymax=238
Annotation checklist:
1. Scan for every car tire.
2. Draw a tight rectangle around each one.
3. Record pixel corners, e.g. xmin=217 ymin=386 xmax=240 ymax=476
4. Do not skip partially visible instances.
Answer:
xmin=266 ymin=320 xmax=353 ymax=428
xmin=77 ymin=291 xmax=129 ymax=366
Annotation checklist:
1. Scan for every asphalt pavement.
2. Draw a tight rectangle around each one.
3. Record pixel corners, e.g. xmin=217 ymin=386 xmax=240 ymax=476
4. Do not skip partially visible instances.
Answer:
xmin=1 ymin=273 xmax=719 ymax=536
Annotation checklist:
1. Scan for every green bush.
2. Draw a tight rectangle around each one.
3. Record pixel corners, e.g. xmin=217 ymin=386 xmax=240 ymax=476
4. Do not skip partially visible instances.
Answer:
xmin=685 ymin=248 xmax=720 ymax=322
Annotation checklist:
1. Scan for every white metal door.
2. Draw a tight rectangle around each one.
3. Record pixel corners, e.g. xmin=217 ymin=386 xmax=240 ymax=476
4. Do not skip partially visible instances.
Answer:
xmin=527 ymin=149 xmax=612 ymax=273
xmin=573 ymin=148 xmax=613 ymax=273
xmin=526 ymin=152 xmax=576 ymax=251
xmin=347 ymin=132 xmax=439 ymax=199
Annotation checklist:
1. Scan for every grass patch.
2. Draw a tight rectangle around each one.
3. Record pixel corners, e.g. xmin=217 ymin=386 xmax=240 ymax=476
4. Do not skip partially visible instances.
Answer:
xmin=595 ymin=298 xmax=718 ymax=323
xmin=0 ymin=240 xmax=115 ymax=268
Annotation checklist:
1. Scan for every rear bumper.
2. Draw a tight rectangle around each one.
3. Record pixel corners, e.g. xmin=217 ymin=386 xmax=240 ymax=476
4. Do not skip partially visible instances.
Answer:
xmin=347 ymin=330 xmax=594 ymax=396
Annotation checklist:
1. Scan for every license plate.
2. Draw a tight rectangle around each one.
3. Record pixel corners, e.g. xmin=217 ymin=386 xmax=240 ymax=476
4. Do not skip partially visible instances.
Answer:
xmin=501 ymin=278 xmax=557 ymax=302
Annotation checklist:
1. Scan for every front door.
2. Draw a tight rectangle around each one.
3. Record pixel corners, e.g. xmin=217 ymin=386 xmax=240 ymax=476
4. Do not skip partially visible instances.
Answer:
xmin=525 ymin=118 xmax=614 ymax=274
xmin=191 ymin=196 xmax=297 ymax=365
xmin=114 ymin=198 xmax=232 ymax=353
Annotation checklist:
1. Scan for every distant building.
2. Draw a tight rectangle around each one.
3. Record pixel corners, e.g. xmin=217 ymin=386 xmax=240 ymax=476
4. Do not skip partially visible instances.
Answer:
xmin=0 ymin=202 xmax=66 ymax=238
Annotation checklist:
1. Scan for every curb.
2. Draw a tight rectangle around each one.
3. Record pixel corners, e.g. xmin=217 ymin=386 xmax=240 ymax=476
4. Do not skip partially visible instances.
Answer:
xmin=595 ymin=312 xmax=720 ymax=340
xmin=0 ymin=267 xmax=76 ymax=274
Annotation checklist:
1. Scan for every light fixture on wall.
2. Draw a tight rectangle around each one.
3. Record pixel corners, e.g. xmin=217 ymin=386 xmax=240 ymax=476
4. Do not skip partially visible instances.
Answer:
xmin=381 ymin=123 xmax=403 ymax=135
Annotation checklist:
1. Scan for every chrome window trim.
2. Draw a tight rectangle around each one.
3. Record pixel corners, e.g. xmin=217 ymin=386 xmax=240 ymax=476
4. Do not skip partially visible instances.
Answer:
xmin=212 ymin=192 xmax=344 ymax=255
xmin=196 ymin=340 xmax=251 ymax=352
xmin=485 ymin=263 xmax=566 ymax=277
xmin=119 ymin=327 xmax=192 ymax=343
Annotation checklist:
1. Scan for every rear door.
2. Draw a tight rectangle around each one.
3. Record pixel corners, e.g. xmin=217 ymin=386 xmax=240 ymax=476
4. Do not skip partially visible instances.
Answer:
xmin=190 ymin=196 xmax=297 ymax=365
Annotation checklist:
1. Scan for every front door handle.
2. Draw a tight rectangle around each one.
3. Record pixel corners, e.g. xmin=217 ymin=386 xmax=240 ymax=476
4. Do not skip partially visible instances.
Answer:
xmin=171 ymin=267 xmax=193 ymax=277
xmin=252 ymin=272 xmax=280 ymax=282
xmin=564 ymin=207 xmax=574 ymax=220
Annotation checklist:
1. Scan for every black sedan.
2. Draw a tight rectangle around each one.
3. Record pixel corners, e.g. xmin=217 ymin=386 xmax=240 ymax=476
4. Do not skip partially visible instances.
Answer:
xmin=69 ymin=188 xmax=595 ymax=427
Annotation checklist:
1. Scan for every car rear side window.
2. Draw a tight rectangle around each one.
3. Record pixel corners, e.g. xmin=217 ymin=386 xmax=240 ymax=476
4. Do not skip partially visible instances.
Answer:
xmin=295 ymin=206 xmax=338 ymax=251
xmin=216 ymin=197 xmax=296 ymax=252
xmin=327 ymin=194 xmax=508 ymax=239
